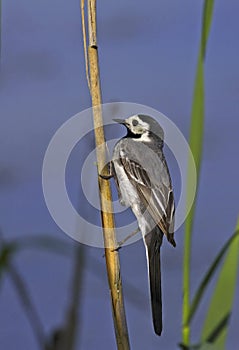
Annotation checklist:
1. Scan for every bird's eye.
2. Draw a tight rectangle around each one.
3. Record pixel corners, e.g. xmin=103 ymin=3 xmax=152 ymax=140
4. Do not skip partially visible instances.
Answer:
xmin=132 ymin=120 xmax=138 ymax=126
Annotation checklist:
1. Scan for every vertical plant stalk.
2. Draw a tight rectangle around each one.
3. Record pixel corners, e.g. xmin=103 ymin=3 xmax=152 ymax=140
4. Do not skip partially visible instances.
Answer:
xmin=182 ymin=0 xmax=215 ymax=345
xmin=81 ymin=1 xmax=130 ymax=349
xmin=56 ymin=245 xmax=85 ymax=350
xmin=7 ymin=263 xmax=46 ymax=349
xmin=182 ymin=57 xmax=204 ymax=346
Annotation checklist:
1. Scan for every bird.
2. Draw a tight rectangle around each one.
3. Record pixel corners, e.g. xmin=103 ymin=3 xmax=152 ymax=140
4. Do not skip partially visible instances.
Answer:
xmin=101 ymin=114 xmax=176 ymax=336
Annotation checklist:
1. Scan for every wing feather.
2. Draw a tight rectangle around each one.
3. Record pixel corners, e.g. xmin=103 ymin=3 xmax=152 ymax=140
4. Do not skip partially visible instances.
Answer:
xmin=120 ymin=155 xmax=175 ymax=246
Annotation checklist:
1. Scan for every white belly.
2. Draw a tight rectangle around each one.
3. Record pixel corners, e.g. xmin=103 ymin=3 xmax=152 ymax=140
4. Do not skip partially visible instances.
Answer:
xmin=113 ymin=161 xmax=139 ymax=207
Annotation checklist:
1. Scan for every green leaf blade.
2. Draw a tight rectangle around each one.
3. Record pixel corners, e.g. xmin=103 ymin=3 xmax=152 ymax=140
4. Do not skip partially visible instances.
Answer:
xmin=182 ymin=0 xmax=216 ymax=345
xmin=13 ymin=234 xmax=73 ymax=256
xmin=201 ymin=218 xmax=239 ymax=348
xmin=201 ymin=0 xmax=215 ymax=58
xmin=187 ymin=229 xmax=239 ymax=324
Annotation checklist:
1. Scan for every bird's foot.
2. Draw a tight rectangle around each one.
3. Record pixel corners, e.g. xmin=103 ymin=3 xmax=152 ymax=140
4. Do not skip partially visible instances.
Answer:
xmin=112 ymin=227 xmax=140 ymax=251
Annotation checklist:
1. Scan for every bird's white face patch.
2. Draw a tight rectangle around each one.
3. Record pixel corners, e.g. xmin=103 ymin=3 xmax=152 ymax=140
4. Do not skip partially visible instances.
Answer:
xmin=125 ymin=114 xmax=149 ymax=135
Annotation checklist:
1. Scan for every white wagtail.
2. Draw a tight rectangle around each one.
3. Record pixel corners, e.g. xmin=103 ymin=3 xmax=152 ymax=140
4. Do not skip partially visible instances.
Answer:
xmin=101 ymin=114 xmax=176 ymax=336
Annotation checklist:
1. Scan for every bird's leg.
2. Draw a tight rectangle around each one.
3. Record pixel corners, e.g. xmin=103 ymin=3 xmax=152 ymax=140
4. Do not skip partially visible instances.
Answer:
xmin=99 ymin=161 xmax=114 ymax=180
xmin=112 ymin=227 xmax=140 ymax=251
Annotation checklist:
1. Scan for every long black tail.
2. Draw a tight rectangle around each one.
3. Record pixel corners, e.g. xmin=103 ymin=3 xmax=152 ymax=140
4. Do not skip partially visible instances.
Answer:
xmin=144 ymin=228 xmax=163 ymax=336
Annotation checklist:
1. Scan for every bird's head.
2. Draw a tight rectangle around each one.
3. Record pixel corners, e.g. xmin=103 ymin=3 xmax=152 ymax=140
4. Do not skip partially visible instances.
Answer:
xmin=113 ymin=114 xmax=164 ymax=143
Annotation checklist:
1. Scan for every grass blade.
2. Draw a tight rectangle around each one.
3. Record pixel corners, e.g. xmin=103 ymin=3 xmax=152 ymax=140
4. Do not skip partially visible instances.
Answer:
xmin=201 ymin=0 xmax=215 ymax=59
xmin=187 ymin=229 xmax=239 ymax=324
xmin=13 ymin=234 xmax=73 ymax=256
xmin=201 ymin=218 xmax=239 ymax=348
xmin=0 ymin=235 xmax=73 ymax=288
xmin=7 ymin=263 xmax=46 ymax=349
xmin=0 ymin=243 xmax=15 ymax=284
xmin=183 ymin=0 xmax=215 ymax=344
xmin=179 ymin=342 xmax=218 ymax=350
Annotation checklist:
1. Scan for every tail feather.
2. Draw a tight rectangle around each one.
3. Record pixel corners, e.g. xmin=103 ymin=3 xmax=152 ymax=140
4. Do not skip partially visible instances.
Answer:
xmin=144 ymin=228 xmax=163 ymax=336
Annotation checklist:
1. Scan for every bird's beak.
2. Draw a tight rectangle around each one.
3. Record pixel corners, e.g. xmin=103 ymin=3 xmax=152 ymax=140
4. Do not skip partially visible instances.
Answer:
xmin=113 ymin=118 xmax=126 ymax=125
